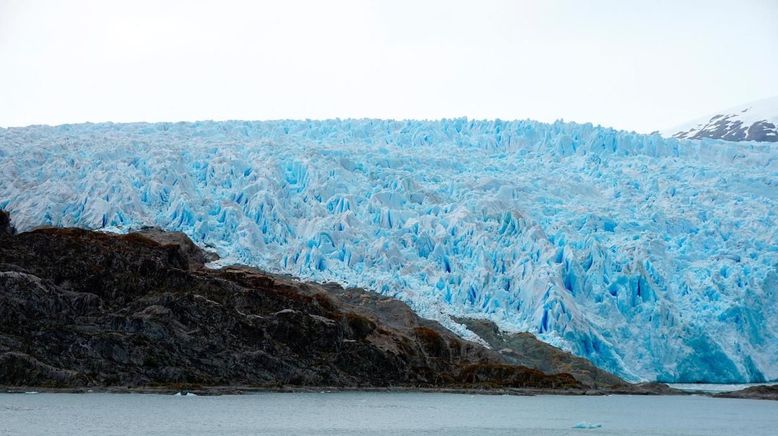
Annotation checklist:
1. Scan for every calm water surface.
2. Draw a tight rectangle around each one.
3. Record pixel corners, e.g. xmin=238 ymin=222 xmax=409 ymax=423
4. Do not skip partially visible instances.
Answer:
xmin=1 ymin=392 xmax=777 ymax=435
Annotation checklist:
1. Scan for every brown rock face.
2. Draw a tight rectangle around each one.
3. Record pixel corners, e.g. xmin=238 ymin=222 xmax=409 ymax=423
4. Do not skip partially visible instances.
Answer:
xmin=455 ymin=318 xmax=627 ymax=389
xmin=0 ymin=220 xmax=582 ymax=390
xmin=714 ymin=385 xmax=778 ymax=401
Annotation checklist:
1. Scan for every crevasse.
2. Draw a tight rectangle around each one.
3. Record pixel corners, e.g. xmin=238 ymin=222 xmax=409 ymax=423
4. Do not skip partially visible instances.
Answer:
xmin=1 ymin=119 xmax=776 ymax=383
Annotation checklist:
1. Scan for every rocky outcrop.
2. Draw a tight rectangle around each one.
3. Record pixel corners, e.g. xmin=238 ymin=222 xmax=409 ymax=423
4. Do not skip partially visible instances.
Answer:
xmin=455 ymin=317 xmax=627 ymax=389
xmin=714 ymin=385 xmax=778 ymax=401
xmin=673 ymin=117 xmax=777 ymax=142
xmin=666 ymin=96 xmax=778 ymax=142
xmin=0 ymin=219 xmax=582 ymax=391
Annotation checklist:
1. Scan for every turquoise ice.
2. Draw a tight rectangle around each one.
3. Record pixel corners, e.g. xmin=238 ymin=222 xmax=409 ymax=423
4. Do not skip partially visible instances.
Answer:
xmin=1 ymin=119 xmax=776 ymax=382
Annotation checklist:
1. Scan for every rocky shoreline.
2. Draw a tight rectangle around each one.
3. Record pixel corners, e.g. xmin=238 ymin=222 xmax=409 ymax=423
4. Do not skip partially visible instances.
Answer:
xmin=0 ymin=383 xmax=673 ymax=397
xmin=6 ymin=382 xmax=775 ymax=400
xmin=713 ymin=385 xmax=778 ymax=401
xmin=0 ymin=210 xmax=688 ymax=397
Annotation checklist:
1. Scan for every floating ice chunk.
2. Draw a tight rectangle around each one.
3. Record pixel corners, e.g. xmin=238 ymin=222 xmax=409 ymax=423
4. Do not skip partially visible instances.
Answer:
xmin=573 ymin=422 xmax=603 ymax=429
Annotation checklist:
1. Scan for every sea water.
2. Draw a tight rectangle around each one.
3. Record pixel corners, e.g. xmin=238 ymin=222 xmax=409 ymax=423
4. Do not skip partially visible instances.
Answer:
xmin=1 ymin=392 xmax=776 ymax=435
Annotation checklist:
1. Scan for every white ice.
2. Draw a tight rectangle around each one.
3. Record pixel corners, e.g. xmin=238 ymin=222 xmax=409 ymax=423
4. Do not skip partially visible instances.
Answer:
xmin=1 ymin=119 xmax=776 ymax=383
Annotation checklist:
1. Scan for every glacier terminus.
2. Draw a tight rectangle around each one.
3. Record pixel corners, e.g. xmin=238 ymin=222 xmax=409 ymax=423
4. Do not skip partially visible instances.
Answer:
xmin=1 ymin=119 xmax=776 ymax=383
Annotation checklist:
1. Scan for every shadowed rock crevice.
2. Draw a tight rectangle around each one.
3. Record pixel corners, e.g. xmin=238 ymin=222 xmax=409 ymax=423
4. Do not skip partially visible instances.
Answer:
xmin=0 ymin=210 xmax=14 ymax=236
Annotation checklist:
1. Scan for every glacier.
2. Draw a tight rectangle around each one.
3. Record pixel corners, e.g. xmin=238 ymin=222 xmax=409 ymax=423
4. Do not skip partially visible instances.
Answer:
xmin=1 ymin=119 xmax=776 ymax=383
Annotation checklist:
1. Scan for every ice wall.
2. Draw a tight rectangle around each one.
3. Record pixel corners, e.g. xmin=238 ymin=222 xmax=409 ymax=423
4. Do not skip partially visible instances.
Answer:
xmin=2 ymin=119 xmax=776 ymax=382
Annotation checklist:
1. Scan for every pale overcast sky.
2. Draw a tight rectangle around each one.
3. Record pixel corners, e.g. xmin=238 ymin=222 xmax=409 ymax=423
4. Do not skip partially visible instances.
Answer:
xmin=1 ymin=0 xmax=777 ymax=132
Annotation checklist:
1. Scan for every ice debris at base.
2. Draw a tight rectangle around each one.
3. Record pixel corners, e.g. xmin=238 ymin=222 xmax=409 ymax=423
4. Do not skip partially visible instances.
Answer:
xmin=573 ymin=422 xmax=603 ymax=429
xmin=1 ymin=119 xmax=777 ymax=383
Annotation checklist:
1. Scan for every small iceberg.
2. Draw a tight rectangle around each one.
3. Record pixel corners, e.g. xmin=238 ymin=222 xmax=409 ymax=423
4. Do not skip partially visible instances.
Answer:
xmin=174 ymin=391 xmax=198 ymax=397
xmin=573 ymin=422 xmax=602 ymax=429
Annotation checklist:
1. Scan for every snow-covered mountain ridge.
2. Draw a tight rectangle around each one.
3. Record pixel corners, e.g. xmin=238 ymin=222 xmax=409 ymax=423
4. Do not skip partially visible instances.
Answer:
xmin=664 ymin=96 xmax=778 ymax=142
xmin=1 ymin=119 xmax=776 ymax=383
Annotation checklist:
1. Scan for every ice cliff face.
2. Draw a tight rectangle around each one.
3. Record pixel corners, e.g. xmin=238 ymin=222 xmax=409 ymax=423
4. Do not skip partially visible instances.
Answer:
xmin=1 ymin=119 xmax=776 ymax=383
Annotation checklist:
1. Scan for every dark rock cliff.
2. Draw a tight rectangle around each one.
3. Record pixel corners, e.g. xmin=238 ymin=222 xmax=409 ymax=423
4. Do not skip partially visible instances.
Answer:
xmin=0 ymin=214 xmax=587 ymax=391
